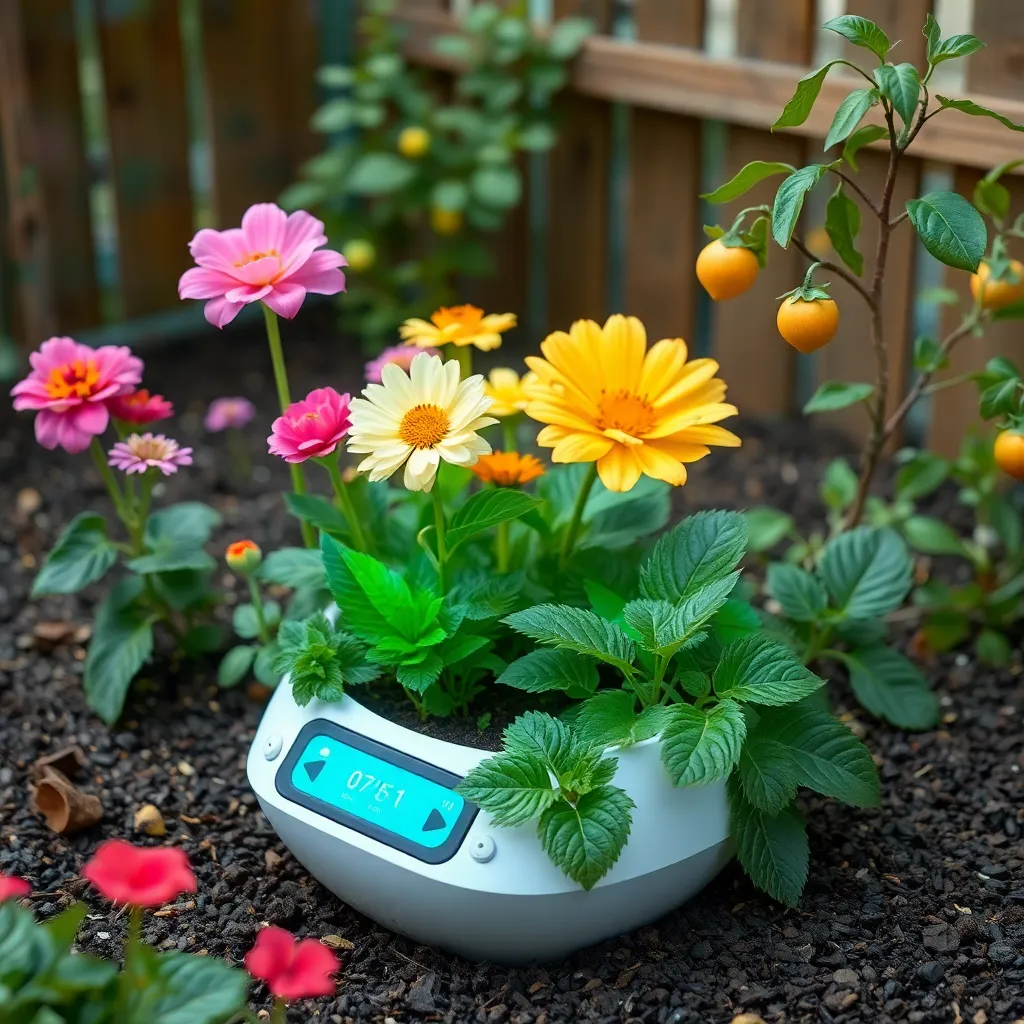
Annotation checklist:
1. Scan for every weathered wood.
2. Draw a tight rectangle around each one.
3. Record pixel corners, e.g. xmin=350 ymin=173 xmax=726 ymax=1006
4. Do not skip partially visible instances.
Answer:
xmin=98 ymin=0 xmax=193 ymax=317
xmin=634 ymin=0 xmax=703 ymax=46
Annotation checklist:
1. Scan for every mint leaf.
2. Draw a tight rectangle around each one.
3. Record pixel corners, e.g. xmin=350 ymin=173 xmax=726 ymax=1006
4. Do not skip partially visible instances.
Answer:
xmin=744 ymin=507 xmax=795 ymax=553
xmin=625 ymin=573 xmax=737 ymax=655
xmin=448 ymin=571 xmax=524 ymax=620
xmin=819 ymin=527 xmax=912 ymax=619
xmin=32 ymin=512 xmax=118 ymax=596
xmin=537 ymin=787 xmax=635 ymax=890
xmin=129 ymin=502 xmax=220 ymax=574
xmin=843 ymin=646 xmax=940 ymax=730
xmin=258 ymin=547 xmax=326 ymax=590
xmin=395 ymin=654 xmax=443 ymax=693
xmin=572 ymin=690 xmax=638 ymax=749
xmin=457 ymin=752 xmax=556 ymax=826
xmin=503 ymin=711 xmax=577 ymax=776
xmin=714 ymin=634 xmax=824 ymax=706
xmin=496 ymin=648 xmax=598 ymax=698
xmin=738 ymin=737 xmax=798 ymax=815
xmin=660 ymin=699 xmax=746 ymax=786
xmin=766 ymin=563 xmax=827 ymax=622
xmin=503 ymin=605 xmax=635 ymax=673
xmin=445 ymin=489 xmax=541 ymax=551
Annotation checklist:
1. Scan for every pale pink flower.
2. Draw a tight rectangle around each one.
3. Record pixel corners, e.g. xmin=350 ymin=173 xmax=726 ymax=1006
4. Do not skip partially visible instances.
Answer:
xmin=205 ymin=396 xmax=256 ymax=432
xmin=11 ymin=337 xmax=143 ymax=453
xmin=108 ymin=433 xmax=193 ymax=476
xmin=107 ymin=389 xmax=174 ymax=425
xmin=268 ymin=387 xmax=351 ymax=464
xmin=364 ymin=344 xmax=440 ymax=384
xmin=178 ymin=203 xmax=347 ymax=328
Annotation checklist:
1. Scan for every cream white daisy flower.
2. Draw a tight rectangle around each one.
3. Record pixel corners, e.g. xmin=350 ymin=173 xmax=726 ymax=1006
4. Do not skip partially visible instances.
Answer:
xmin=347 ymin=352 xmax=497 ymax=492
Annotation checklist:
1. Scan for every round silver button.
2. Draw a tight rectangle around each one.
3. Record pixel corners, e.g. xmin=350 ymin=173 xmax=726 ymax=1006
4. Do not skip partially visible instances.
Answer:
xmin=469 ymin=835 xmax=495 ymax=863
xmin=263 ymin=734 xmax=283 ymax=761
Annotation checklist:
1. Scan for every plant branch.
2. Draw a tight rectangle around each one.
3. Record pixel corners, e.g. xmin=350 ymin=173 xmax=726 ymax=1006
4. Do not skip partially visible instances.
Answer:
xmin=889 ymin=210 xmax=909 ymax=229
xmin=831 ymin=168 xmax=881 ymax=218
xmin=792 ymin=236 xmax=874 ymax=305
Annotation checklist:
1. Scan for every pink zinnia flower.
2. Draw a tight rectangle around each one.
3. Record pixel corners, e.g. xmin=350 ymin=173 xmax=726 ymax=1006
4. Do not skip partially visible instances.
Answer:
xmin=11 ymin=337 xmax=143 ymax=453
xmin=204 ymin=396 xmax=256 ymax=432
xmin=178 ymin=203 xmax=347 ymax=328
xmin=245 ymin=926 xmax=340 ymax=1000
xmin=83 ymin=840 xmax=197 ymax=908
xmin=364 ymin=344 xmax=440 ymax=384
xmin=0 ymin=874 xmax=31 ymax=902
xmin=108 ymin=433 xmax=193 ymax=475
xmin=268 ymin=387 xmax=351 ymax=464
xmin=107 ymin=389 xmax=174 ymax=425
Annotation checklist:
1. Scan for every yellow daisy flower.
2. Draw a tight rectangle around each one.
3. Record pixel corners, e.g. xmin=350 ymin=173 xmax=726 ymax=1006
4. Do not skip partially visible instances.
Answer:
xmin=471 ymin=451 xmax=546 ymax=486
xmin=483 ymin=367 xmax=540 ymax=417
xmin=400 ymin=304 xmax=517 ymax=352
xmin=525 ymin=314 xmax=741 ymax=492
xmin=347 ymin=352 xmax=497 ymax=492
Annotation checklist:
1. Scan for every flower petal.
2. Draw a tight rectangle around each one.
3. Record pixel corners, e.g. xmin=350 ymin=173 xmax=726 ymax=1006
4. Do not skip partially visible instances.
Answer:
xmin=596 ymin=445 xmax=643 ymax=492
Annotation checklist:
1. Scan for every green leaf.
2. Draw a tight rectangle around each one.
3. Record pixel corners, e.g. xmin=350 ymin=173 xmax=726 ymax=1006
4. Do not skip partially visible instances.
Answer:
xmin=31 ymin=512 xmax=118 ymax=596
xmin=547 ymin=15 xmax=594 ymax=58
xmin=874 ymin=63 xmax=920 ymax=126
xmin=825 ymin=88 xmax=879 ymax=152
xmin=258 ymin=548 xmax=326 ymax=590
xmin=218 ymin=646 xmax=256 ymax=689
xmin=744 ymin=507 xmax=795 ymax=553
xmin=572 ymin=690 xmax=639 ymax=749
xmin=496 ymin=648 xmax=598 ymax=698
xmin=316 ymin=63 xmax=355 ymax=87
xmin=766 ymin=563 xmax=827 ymax=622
xmin=823 ymin=15 xmax=889 ymax=60
xmin=713 ymin=598 xmax=761 ymax=644
xmin=457 ymin=752 xmax=556 ymax=827
xmin=503 ymin=605 xmax=635 ymax=673
xmin=284 ymin=492 xmax=350 ymax=536
xmin=843 ymin=646 xmax=940 ymax=729
xmin=825 ymin=184 xmax=864 ymax=275
xmin=896 ymin=451 xmax=949 ymax=501
xmin=714 ymin=634 xmax=824 ymax=706
xmin=980 ymin=379 xmax=1020 ymax=419
xmin=128 ymin=502 xmax=221 ymax=575
xmin=906 ymin=191 xmax=988 ymax=272
xmin=503 ymin=711 xmax=576 ymax=776
xmin=804 ymin=380 xmax=874 ymax=414
xmin=84 ymin=579 xmax=153 ymax=725
xmin=660 ymin=699 xmax=746 ymax=786
xmin=843 ymin=124 xmax=887 ymax=171
xmin=977 ymin=628 xmax=1011 ymax=667
xmin=232 ymin=602 xmax=279 ymax=640
xmin=346 ymin=152 xmax=415 ymax=195
xmin=772 ymin=165 xmax=831 ymax=248
xmin=132 ymin=950 xmax=249 ymax=1024
xmin=470 ymin=165 xmax=522 ymax=209
xmin=311 ymin=98 xmax=355 ymax=132
xmin=516 ymin=122 xmax=558 ymax=151
xmin=772 ymin=61 xmax=845 ymax=131
xmin=395 ymin=654 xmax=443 ymax=694
xmin=819 ymin=527 xmax=912 ymax=619
xmin=738 ymin=736 xmax=798 ymax=814
xmin=821 ymin=457 xmax=858 ymax=511
xmin=730 ymin=779 xmax=809 ymax=906
xmin=676 ymin=668 xmax=711 ymax=699
xmin=700 ymin=161 xmax=796 ymax=203
xmin=537 ymin=787 xmax=634 ymax=890
xmin=446 ymin=489 xmax=540 ymax=550
xmin=902 ymin=516 xmax=967 ymax=556
xmin=992 ymin=300 xmax=1024 ymax=322
xmin=624 ymin=574 xmax=737 ymax=655
xmin=974 ymin=177 xmax=1010 ymax=220
xmin=912 ymin=334 xmax=948 ymax=373
xmin=924 ymin=17 xmax=985 ymax=66
xmin=639 ymin=510 xmax=747 ymax=603
xmin=449 ymin=571 xmax=525 ymax=621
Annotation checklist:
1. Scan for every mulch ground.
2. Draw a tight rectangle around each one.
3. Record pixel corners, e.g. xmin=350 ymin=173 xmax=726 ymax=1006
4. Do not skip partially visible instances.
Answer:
xmin=1 ymin=322 xmax=1022 ymax=1024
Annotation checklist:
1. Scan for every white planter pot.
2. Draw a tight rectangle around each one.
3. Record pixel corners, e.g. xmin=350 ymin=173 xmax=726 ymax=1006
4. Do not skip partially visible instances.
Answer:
xmin=248 ymin=683 xmax=733 ymax=964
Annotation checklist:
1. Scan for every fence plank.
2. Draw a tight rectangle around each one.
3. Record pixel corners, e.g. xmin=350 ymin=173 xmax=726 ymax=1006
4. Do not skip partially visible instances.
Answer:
xmin=928 ymin=0 xmax=1024 ymax=456
xmin=547 ymin=0 xmax=612 ymax=332
xmin=201 ymin=0 xmax=320 ymax=228
xmin=624 ymin=1 xmax=703 ymax=343
xmin=98 ymin=0 xmax=193 ymax=318
xmin=709 ymin=0 xmax=814 ymax=419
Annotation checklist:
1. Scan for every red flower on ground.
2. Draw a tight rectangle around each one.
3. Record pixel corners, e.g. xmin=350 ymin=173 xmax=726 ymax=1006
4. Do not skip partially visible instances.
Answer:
xmin=107 ymin=388 xmax=174 ymax=424
xmin=0 ymin=874 xmax=31 ymax=902
xmin=244 ymin=926 xmax=340 ymax=1000
xmin=82 ymin=840 xmax=197 ymax=908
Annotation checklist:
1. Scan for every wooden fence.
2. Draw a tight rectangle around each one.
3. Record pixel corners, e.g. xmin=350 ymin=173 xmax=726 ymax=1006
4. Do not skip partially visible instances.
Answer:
xmin=2 ymin=0 xmax=1023 ymax=453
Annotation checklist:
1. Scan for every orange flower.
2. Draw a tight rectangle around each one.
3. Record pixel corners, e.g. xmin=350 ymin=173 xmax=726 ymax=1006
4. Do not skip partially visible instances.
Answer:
xmin=471 ymin=451 xmax=546 ymax=487
xmin=400 ymin=304 xmax=516 ymax=351
xmin=226 ymin=539 xmax=262 ymax=574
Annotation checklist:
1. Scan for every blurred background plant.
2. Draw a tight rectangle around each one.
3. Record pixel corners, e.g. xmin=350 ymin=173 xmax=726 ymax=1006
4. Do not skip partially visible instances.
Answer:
xmin=280 ymin=0 xmax=592 ymax=349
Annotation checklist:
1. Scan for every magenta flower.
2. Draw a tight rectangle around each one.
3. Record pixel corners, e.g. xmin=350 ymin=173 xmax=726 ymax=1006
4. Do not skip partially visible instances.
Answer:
xmin=11 ymin=337 xmax=143 ymax=453
xmin=108 ymin=433 xmax=193 ymax=476
xmin=365 ymin=344 xmax=440 ymax=384
xmin=268 ymin=387 xmax=351 ymax=464
xmin=107 ymin=389 xmax=174 ymax=425
xmin=205 ymin=396 xmax=256 ymax=432
xmin=177 ymin=203 xmax=347 ymax=328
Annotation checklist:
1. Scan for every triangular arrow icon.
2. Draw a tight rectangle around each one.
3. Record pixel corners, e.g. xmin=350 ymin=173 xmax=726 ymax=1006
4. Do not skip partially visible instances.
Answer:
xmin=423 ymin=808 xmax=446 ymax=832
xmin=304 ymin=760 xmax=326 ymax=782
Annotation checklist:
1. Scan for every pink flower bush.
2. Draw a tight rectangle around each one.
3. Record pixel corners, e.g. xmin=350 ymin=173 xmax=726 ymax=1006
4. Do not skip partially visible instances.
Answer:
xmin=364 ymin=344 xmax=440 ymax=384
xmin=107 ymin=389 xmax=174 ymax=425
xmin=205 ymin=396 xmax=256 ymax=432
xmin=268 ymin=387 xmax=351 ymax=464
xmin=109 ymin=433 xmax=193 ymax=476
xmin=178 ymin=203 xmax=347 ymax=328
xmin=11 ymin=337 xmax=143 ymax=453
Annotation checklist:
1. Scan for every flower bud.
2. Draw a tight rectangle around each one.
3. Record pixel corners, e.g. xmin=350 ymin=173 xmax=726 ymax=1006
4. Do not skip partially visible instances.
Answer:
xmin=226 ymin=539 xmax=262 ymax=574
xmin=397 ymin=125 xmax=431 ymax=159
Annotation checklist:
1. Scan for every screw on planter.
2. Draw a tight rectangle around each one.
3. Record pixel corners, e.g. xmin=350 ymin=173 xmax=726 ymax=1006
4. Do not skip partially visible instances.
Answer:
xmin=469 ymin=836 xmax=495 ymax=863
xmin=264 ymin=734 xmax=283 ymax=761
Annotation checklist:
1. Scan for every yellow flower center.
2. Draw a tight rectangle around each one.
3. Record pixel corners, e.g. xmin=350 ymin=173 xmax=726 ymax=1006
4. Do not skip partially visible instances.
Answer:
xmin=596 ymin=390 xmax=655 ymax=437
xmin=399 ymin=404 xmax=450 ymax=449
xmin=432 ymin=304 xmax=483 ymax=333
xmin=127 ymin=435 xmax=171 ymax=460
xmin=46 ymin=359 xmax=101 ymax=400
xmin=234 ymin=248 xmax=279 ymax=267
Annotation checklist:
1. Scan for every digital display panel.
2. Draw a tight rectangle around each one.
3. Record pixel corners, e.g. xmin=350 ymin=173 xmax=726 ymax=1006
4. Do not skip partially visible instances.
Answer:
xmin=276 ymin=720 xmax=477 ymax=864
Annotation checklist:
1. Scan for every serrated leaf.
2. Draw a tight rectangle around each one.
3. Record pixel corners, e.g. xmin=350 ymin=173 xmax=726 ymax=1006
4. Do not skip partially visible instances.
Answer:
xmin=31 ymin=512 xmax=118 ymax=596
xmin=537 ymin=787 xmax=634 ymax=890
xmin=843 ymin=646 xmax=940 ymax=730
xmin=457 ymin=753 xmax=556 ymax=827
xmin=843 ymin=124 xmax=887 ymax=171
xmin=772 ymin=61 xmax=845 ymax=131
xmin=701 ymin=161 xmax=796 ymax=203
xmin=738 ymin=737 xmax=798 ymax=814
xmin=496 ymin=648 xmax=598 ymax=698
xmin=625 ymin=573 xmax=737 ymax=654
xmin=874 ymin=63 xmax=920 ymax=127
xmin=772 ymin=165 xmax=831 ymax=248
xmin=676 ymin=669 xmax=711 ymax=698
xmin=825 ymin=184 xmax=864 ymax=275
xmin=446 ymin=488 xmax=540 ymax=551
xmin=503 ymin=605 xmax=635 ymax=673
xmin=907 ymin=191 xmax=987 ymax=273
xmin=766 ymin=563 xmax=827 ymax=622
xmin=660 ymin=699 xmax=746 ymax=786
xmin=448 ymin=571 xmax=524 ymax=620
xmin=396 ymin=653 xmax=443 ymax=694
xmin=503 ymin=711 xmax=577 ymax=776
xmin=825 ymin=88 xmax=878 ymax=152
xmin=804 ymin=380 xmax=874 ymax=414
xmin=572 ymin=690 xmax=638 ymax=749
xmin=819 ymin=527 xmax=912 ymax=619
xmin=823 ymin=15 xmax=889 ymax=60
xmin=714 ymin=634 xmax=824 ymax=706
xmin=744 ymin=507 xmax=795 ymax=553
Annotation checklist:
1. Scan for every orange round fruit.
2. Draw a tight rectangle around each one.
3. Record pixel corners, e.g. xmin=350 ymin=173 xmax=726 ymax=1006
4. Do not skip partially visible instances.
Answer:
xmin=695 ymin=239 xmax=759 ymax=301
xmin=994 ymin=429 xmax=1024 ymax=480
xmin=970 ymin=259 xmax=1024 ymax=310
xmin=777 ymin=297 xmax=839 ymax=354
xmin=431 ymin=207 xmax=463 ymax=236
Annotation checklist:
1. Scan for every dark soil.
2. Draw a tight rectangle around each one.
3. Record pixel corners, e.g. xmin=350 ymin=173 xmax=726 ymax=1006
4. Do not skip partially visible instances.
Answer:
xmin=1 ymin=321 xmax=1022 ymax=1024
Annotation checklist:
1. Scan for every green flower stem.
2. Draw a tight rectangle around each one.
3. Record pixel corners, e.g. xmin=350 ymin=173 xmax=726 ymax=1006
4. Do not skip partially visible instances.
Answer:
xmin=502 ymin=416 xmax=518 ymax=453
xmin=247 ymin=575 xmax=271 ymax=645
xmin=451 ymin=344 xmax=472 ymax=380
xmin=262 ymin=303 xmax=315 ymax=549
xmin=432 ymin=485 xmax=448 ymax=594
xmin=90 ymin=437 xmax=127 ymax=524
xmin=270 ymin=997 xmax=287 ymax=1024
xmin=116 ymin=905 xmax=143 ymax=1021
xmin=129 ymin=472 xmax=155 ymax=557
xmin=496 ymin=519 xmax=510 ymax=573
xmin=322 ymin=458 xmax=371 ymax=553
xmin=558 ymin=463 xmax=598 ymax=571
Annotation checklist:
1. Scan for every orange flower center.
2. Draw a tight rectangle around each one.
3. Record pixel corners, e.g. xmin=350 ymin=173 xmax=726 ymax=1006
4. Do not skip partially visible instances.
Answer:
xmin=124 ymin=389 xmax=151 ymax=407
xmin=399 ymin=404 xmax=450 ymax=449
xmin=234 ymin=248 xmax=280 ymax=267
xmin=45 ymin=359 xmax=101 ymax=400
xmin=432 ymin=304 xmax=483 ymax=332
xmin=596 ymin=390 xmax=655 ymax=437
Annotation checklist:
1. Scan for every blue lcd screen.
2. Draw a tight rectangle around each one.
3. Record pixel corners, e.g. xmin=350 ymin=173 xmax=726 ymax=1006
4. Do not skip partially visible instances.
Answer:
xmin=276 ymin=720 xmax=477 ymax=864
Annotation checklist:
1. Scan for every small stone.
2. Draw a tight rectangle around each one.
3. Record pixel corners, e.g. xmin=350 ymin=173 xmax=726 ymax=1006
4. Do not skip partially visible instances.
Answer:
xmin=133 ymin=804 xmax=166 ymax=837
xmin=176 ymin=761 xmax=195 ymax=777
xmin=321 ymin=934 xmax=354 ymax=950
xmin=916 ymin=961 xmax=945 ymax=986
xmin=731 ymin=1016 xmax=767 ymax=1024
xmin=832 ymin=968 xmax=859 ymax=986
xmin=263 ymin=849 xmax=283 ymax=871
xmin=987 ymin=942 xmax=1017 ymax=966
xmin=16 ymin=487 xmax=42 ymax=518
